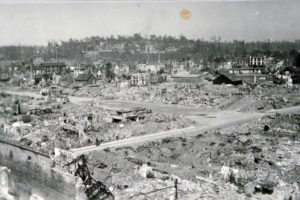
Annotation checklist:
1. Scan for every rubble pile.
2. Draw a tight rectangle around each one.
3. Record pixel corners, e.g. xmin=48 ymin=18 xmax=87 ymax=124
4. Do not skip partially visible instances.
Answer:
xmin=84 ymin=113 xmax=300 ymax=199
xmin=0 ymin=92 xmax=193 ymax=153
xmin=68 ymin=81 xmax=300 ymax=113
xmin=72 ymin=82 xmax=249 ymax=110
xmin=250 ymin=85 xmax=300 ymax=111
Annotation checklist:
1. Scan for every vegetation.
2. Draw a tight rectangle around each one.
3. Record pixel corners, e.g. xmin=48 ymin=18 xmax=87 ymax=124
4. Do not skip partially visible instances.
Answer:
xmin=0 ymin=34 xmax=300 ymax=64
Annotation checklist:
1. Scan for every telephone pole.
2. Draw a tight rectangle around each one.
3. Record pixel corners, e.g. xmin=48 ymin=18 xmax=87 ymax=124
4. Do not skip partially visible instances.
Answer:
xmin=175 ymin=179 xmax=178 ymax=200
xmin=55 ymin=43 xmax=59 ymax=62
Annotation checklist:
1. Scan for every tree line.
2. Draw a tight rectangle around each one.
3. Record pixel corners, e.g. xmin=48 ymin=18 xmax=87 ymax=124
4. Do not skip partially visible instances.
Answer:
xmin=0 ymin=34 xmax=300 ymax=64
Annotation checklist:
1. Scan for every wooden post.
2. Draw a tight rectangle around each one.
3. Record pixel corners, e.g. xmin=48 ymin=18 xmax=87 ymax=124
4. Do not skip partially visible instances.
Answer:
xmin=175 ymin=179 xmax=178 ymax=200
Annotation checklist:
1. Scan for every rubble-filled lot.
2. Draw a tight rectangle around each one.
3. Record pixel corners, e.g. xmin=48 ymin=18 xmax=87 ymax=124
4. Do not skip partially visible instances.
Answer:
xmin=83 ymin=113 xmax=300 ymax=200
xmin=71 ymin=81 xmax=245 ymax=110
xmin=69 ymin=81 xmax=300 ymax=112
xmin=1 ymin=84 xmax=300 ymax=199
xmin=8 ymin=78 xmax=300 ymax=113
xmin=0 ymin=92 xmax=193 ymax=153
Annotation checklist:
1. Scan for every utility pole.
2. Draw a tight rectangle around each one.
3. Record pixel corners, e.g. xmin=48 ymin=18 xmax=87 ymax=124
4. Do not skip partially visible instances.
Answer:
xmin=174 ymin=179 xmax=178 ymax=200
xmin=147 ymin=46 xmax=150 ymax=64
xmin=55 ymin=43 xmax=59 ymax=62
xmin=158 ymin=52 xmax=160 ymax=64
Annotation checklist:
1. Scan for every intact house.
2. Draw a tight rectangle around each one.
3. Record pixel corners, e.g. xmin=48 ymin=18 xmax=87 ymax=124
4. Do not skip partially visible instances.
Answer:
xmin=144 ymin=44 xmax=158 ymax=54
xmin=75 ymin=73 xmax=97 ymax=86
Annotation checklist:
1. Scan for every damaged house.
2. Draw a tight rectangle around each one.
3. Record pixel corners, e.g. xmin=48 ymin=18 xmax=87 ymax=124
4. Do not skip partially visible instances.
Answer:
xmin=32 ymin=62 xmax=67 ymax=85
xmin=75 ymin=73 xmax=97 ymax=86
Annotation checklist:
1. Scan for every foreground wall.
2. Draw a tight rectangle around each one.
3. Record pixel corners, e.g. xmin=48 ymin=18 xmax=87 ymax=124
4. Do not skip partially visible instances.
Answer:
xmin=0 ymin=139 xmax=81 ymax=200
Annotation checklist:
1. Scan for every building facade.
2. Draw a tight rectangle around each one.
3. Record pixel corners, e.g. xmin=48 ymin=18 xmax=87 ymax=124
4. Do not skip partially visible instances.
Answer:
xmin=249 ymin=56 xmax=265 ymax=67
xmin=33 ymin=62 xmax=67 ymax=76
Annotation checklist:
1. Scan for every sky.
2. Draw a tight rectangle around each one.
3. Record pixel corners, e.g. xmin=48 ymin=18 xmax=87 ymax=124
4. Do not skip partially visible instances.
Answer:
xmin=0 ymin=0 xmax=299 ymax=46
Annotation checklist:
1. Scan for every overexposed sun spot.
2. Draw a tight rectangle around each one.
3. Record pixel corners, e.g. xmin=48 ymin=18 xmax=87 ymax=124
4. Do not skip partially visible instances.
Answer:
xmin=180 ymin=9 xmax=192 ymax=20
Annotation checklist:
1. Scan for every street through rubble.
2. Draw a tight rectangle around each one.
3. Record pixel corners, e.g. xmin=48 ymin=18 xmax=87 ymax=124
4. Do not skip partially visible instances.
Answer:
xmin=5 ymin=89 xmax=300 ymax=155
xmin=72 ymin=104 xmax=300 ymax=155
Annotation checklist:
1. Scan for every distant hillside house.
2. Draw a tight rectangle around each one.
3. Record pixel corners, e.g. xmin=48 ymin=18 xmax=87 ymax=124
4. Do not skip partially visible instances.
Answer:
xmin=112 ymin=43 xmax=125 ymax=52
xmin=32 ymin=57 xmax=44 ymax=66
xmin=75 ymin=73 xmax=97 ymax=85
xmin=144 ymin=44 xmax=157 ymax=54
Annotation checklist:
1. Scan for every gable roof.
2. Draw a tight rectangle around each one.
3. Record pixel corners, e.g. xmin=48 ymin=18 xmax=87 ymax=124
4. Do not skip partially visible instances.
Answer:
xmin=213 ymin=73 xmax=243 ymax=85
xmin=75 ymin=73 xmax=96 ymax=81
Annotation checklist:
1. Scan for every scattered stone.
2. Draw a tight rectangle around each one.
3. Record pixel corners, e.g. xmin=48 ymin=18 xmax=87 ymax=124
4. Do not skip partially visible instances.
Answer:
xmin=138 ymin=164 xmax=154 ymax=179
xmin=96 ymin=162 xmax=108 ymax=169
xmin=286 ymin=182 xmax=300 ymax=200
xmin=244 ymin=182 xmax=256 ymax=196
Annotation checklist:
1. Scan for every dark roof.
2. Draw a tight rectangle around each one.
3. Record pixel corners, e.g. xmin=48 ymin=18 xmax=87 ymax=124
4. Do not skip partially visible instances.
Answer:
xmin=75 ymin=73 xmax=96 ymax=81
xmin=213 ymin=73 xmax=243 ymax=86
xmin=41 ymin=62 xmax=66 ymax=67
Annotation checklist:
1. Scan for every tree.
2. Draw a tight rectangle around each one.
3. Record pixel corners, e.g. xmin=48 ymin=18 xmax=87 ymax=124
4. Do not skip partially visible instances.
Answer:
xmin=133 ymin=33 xmax=143 ymax=41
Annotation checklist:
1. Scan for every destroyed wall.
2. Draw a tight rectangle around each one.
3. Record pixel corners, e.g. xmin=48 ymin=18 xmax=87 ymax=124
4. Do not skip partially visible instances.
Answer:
xmin=0 ymin=139 xmax=79 ymax=200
